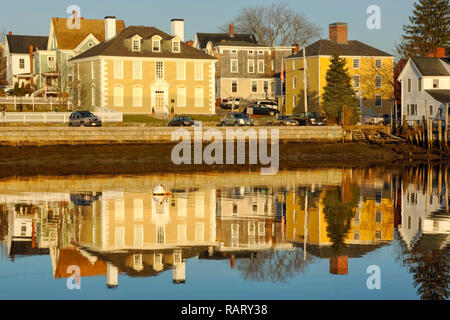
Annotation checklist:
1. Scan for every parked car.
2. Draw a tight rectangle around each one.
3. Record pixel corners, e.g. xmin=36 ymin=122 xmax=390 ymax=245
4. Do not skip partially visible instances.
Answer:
xmin=292 ymin=112 xmax=327 ymax=126
xmin=220 ymin=97 xmax=241 ymax=109
xmin=287 ymin=114 xmax=309 ymax=126
xmin=256 ymin=100 xmax=278 ymax=109
xmin=220 ymin=113 xmax=254 ymax=126
xmin=168 ymin=115 xmax=195 ymax=127
xmin=243 ymin=104 xmax=280 ymax=116
xmin=271 ymin=115 xmax=299 ymax=126
xmin=68 ymin=111 xmax=102 ymax=127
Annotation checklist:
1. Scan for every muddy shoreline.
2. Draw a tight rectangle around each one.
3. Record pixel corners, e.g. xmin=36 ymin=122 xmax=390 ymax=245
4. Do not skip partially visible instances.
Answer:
xmin=0 ymin=142 xmax=448 ymax=178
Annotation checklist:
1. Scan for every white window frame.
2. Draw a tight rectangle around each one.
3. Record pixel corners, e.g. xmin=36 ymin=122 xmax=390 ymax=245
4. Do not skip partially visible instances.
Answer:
xmin=248 ymin=50 xmax=254 ymax=55
xmin=133 ymin=86 xmax=143 ymax=107
xmin=155 ymin=61 xmax=164 ymax=79
xmin=375 ymin=75 xmax=382 ymax=88
xmin=375 ymin=94 xmax=382 ymax=107
xmin=195 ymin=87 xmax=204 ymax=107
xmin=248 ymin=59 xmax=255 ymax=73
xmin=231 ymin=59 xmax=238 ymax=73
xmin=114 ymin=60 xmax=123 ymax=79
xmin=293 ymin=95 xmax=297 ymax=108
xmin=152 ymin=39 xmax=161 ymax=52
xmin=251 ymin=80 xmax=257 ymax=92
xmin=133 ymin=198 xmax=144 ymax=220
xmin=114 ymin=86 xmax=124 ymax=107
xmin=418 ymin=78 xmax=422 ymax=91
xmin=19 ymin=58 xmax=25 ymax=69
xmin=375 ymin=59 xmax=382 ymax=69
xmin=194 ymin=62 xmax=203 ymax=81
xmin=177 ymin=87 xmax=186 ymax=107
xmin=293 ymin=76 xmax=297 ymax=89
xmin=91 ymin=86 xmax=95 ymax=107
xmin=258 ymin=59 xmax=264 ymax=73
xmin=132 ymin=60 xmax=142 ymax=80
xmin=172 ymin=40 xmax=180 ymax=53
xmin=132 ymin=39 xmax=141 ymax=52
xmin=433 ymin=79 xmax=439 ymax=88
xmin=231 ymin=80 xmax=237 ymax=93
xmin=177 ymin=61 xmax=186 ymax=80
xmin=353 ymin=75 xmax=360 ymax=88
xmin=353 ymin=58 xmax=360 ymax=69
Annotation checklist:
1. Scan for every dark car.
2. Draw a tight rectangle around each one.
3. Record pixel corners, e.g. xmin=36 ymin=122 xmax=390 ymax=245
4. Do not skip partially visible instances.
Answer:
xmin=68 ymin=111 xmax=102 ymax=127
xmin=220 ymin=113 xmax=254 ymax=126
xmin=168 ymin=115 xmax=195 ymax=127
xmin=292 ymin=112 xmax=327 ymax=126
xmin=243 ymin=104 xmax=280 ymax=116
xmin=271 ymin=115 xmax=299 ymax=126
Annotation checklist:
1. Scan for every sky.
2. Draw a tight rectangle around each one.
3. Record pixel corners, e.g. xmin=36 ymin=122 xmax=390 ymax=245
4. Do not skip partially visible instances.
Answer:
xmin=0 ymin=0 xmax=415 ymax=56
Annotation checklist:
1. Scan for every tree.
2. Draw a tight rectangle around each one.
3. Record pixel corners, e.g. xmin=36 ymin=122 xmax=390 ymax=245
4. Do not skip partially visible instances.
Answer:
xmin=322 ymin=53 xmax=360 ymax=125
xmin=0 ymin=30 xmax=7 ymax=86
xmin=396 ymin=0 xmax=450 ymax=58
xmin=220 ymin=2 xmax=321 ymax=46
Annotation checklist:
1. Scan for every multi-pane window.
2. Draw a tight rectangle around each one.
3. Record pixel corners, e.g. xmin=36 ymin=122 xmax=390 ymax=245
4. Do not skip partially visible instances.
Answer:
xmin=133 ymin=60 xmax=142 ymax=79
xmin=252 ymin=80 xmax=257 ymax=92
xmin=155 ymin=61 xmax=164 ymax=79
xmin=157 ymin=226 xmax=165 ymax=244
xmin=248 ymin=60 xmax=255 ymax=73
xmin=353 ymin=58 xmax=360 ymax=69
xmin=375 ymin=59 xmax=382 ymax=69
xmin=132 ymin=39 xmax=140 ymax=51
xmin=194 ymin=62 xmax=203 ymax=80
xmin=195 ymin=223 xmax=204 ymax=242
xmin=418 ymin=78 xmax=422 ymax=91
xmin=172 ymin=40 xmax=180 ymax=53
xmin=293 ymin=76 xmax=297 ymax=89
xmin=433 ymin=79 xmax=439 ymax=88
xmin=19 ymin=59 xmax=25 ymax=69
xmin=231 ymin=59 xmax=238 ymax=73
xmin=407 ymin=79 xmax=411 ymax=92
xmin=195 ymin=87 xmax=203 ymax=107
xmin=152 ymin=39 xmax=160 ymax=52
xmin=407 ymin=104 xmax=418 ymax=115
xmin=231 ymin=224 xmax=239 ymax=238
xmin=177 ymin=62 xmax=185 ymax=80
xmin=48 ymin=56 xmax=55 ymax=68
xmin=293 ymin=95 xmax=297 ymax=108
xmin=177 ymin=87 xmax=186 ymax=107
xmin=231 ymin=81 xmax=237 ymax=93
xmin=133 ymin=198 xmax=144 ymax=220
xmin=264 ymin=80 xmax=269 ymax=92
xmin=375 ymin=75 xmax=382 ymax=88
xmin=375 ymin=94 xmax=382 ymax=107
xmin=133 ymin=87 xmax=142 ymax=107
xmin=258 ymin=59 xmax=264 ymax=73
xmin=353 ymin=75 xmax=360 ymax=88
xmin=114 ymin=60 xmax=123 ymax=79
xmin=114 ymin=86 xmax=123 ymax=107
xmin=258 ymin=221 xmax=265 ymax=236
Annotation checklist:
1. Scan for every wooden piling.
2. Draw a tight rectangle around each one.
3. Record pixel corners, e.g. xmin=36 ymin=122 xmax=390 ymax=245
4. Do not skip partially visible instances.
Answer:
xmin=445 ymin=103 xmax=448 ymax=151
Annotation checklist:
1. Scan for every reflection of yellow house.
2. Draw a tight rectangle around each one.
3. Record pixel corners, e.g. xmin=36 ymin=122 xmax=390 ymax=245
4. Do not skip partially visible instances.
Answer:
xmin=285 ymin=188 xmax=394 ymax=247
xmin=284 ymin=22 xmax=394 ymax=120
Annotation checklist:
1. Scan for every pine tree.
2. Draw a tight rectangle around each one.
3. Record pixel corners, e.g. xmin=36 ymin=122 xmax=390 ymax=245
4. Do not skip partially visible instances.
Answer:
xmin=397 ymin=0 xmax=450 ymax=58
xmin=322 ymin=53 xmax=360 ymax=125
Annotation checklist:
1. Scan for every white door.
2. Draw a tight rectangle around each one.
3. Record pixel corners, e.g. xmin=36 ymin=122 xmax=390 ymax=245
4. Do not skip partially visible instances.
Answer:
xmin=155 ymin=90 xmax=164 ymax=111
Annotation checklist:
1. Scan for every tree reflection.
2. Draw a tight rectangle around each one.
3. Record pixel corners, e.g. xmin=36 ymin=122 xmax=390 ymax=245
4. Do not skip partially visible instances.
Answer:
xmin=235 ymin=249 xmax=313 ymax=283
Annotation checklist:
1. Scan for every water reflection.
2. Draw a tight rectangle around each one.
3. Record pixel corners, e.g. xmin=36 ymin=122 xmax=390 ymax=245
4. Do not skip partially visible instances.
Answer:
xmin=0 ymin=167 xmax=448 ymax=299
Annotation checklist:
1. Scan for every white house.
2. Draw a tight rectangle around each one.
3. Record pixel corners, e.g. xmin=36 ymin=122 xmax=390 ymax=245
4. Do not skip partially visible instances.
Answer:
xmin=398 ymin=52 xmax=450 ymax=125
xmin=4 ymin=33 xmax=48 ymax=87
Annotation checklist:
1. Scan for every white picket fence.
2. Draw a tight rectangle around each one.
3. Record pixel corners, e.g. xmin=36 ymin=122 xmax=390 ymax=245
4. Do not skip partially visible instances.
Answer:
xmin=0 ymin=96 xmax=72 ymax=110
xmin=0 ymin=111 xmax=122 ymax=123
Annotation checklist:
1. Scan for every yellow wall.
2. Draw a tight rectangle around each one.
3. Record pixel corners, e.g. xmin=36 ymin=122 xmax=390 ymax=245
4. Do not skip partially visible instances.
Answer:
xmin=285 ymin=56 xmax=395 ymax=116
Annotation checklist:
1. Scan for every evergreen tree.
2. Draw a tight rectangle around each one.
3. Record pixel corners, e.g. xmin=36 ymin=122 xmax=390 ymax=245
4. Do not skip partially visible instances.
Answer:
xmin=397 ymin=0 xmax=450 ymax=58
xmin=13 ymin=82 xmax=20 ymax=96
xmin=322 ymin=53 xmax=360 ymax=125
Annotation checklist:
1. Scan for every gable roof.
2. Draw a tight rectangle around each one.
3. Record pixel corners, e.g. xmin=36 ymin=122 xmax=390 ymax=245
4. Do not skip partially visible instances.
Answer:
xmin=215 ymin=40 xmax=266 ymax=48
xmin=51 ymin=17 xmax=126 ymax=50
xmin=72 ymin=26 xmax=216 ymax=61
xmin=286 ymin=39 xmax=394 ymax=59
xmin=411 ymin=57 xmax=450 ymax=76
xmin=6 ymin=35 xmax=48 ymax=53
xmin=196 ymin=32 xmax=257 ymax=49
xmin=425 ymin=90 xmax=450 ymax=103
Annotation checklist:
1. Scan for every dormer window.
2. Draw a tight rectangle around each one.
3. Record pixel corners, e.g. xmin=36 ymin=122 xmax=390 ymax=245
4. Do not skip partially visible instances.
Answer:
xmin=172 ymin=40 xmax=180 ymax=53
xmin=132 ymin=39 xmax=141 ymax=52
xmin=153 ymin=39 xmax=161 ymax=52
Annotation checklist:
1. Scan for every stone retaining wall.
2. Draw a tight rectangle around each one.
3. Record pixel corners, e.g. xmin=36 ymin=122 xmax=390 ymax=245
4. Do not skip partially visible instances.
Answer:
xmin=0 ymin=126 xmax=343 ymax=146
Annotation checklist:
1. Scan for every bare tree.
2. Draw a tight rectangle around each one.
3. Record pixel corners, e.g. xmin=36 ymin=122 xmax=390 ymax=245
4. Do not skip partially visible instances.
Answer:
xmin=220 ymin=2 xmax=321 ymax=46
xmin=0 ymin=30 xmax=7 ymax=86
xmin=360 ymin=58 xmax=395 ymax=99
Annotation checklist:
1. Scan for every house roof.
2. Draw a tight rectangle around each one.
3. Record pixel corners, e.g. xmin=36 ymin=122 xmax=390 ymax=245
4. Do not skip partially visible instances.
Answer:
xmin=54 ymin=248 xmax=107 ymax=279
xmin=196 ymin=32 xmax=257 ymax=49
xmin=51 ymin=17 xmax=126 ymax=50
xmin=425 ymin=90 xmax=450 ymax=103
xmin=6 ymin=35 xmax=48 ymax=53
xmin=215 ymin=40 xmax=266 ymax=48
xmin=72 ymin=26 xmax=216 ymax=60
xmin=286 ymin=39 xmax=394 ymax=59
xmin=411 ymin=57 xmax=450 ymax=76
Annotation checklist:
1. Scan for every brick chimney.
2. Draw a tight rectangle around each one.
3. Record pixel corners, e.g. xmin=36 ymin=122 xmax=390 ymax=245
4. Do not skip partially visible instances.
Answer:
xmin=330 ymin=256 xmax=348 ymax=275
xmin=229 ymin=24 xmax=234 ymax=37
xmin=292 ymin=44 xmax=300 ymax=54
xmin=329 ymin=22 xmax=348 ymax=43
xmin=185 ymin=40 xmax=194 ymax=47
xmin=8 ymin=31 xmax=12 ymax=36
xmin=427 ymin=47 xmax=446 ymax=58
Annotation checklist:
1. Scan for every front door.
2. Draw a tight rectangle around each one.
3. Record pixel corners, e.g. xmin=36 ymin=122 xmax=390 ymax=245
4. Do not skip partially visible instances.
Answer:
xmin=155 ymin=90 xmax=164 ymax=112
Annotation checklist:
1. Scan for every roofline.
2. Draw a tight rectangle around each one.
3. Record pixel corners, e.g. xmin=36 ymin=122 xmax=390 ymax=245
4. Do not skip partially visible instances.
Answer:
xmin=71 ymin=54 xmax=217 ymax=63
xmin=285 ymin=54 xmax=395 ymax=60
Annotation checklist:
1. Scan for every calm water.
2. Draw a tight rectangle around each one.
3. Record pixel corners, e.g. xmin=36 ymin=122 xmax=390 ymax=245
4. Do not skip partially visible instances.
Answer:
xmin=0 ymin=166 xmax=448 ymax=300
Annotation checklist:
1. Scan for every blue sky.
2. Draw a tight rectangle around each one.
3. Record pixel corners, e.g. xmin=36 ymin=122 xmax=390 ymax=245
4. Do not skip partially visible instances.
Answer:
xmin=1 ymin=0 xmax=415 ymax=56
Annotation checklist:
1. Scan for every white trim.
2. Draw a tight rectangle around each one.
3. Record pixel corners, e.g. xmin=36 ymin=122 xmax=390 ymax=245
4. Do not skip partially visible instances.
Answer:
xmin=177 ymin=87 xmax=186 ymax=107
xmin=114 ymin=60 xmax=123 ymax=79
xmin=155 ymin=60 xmax=164 ymax=79
xmin=177 ymin=61 xmax=186 ymax=80
xmin=230 ymin=59 xmax=238 ymax=73
xmin=74 ymin=33 xmax=100 ymax=52
xmin=194 ymin=62 xmax=203 ymax=80
xmin=248 ymin=59 xmax=255 ymax=73
xmin=194 ymin=87 xmax=204 ymax=107
xmin=132 ymin=60 xmax=142 ymax=79
xmin=71 ymin=55 xmax=216 ymax=63
xmin=133 ymin=86 xmax=143 ymax=107
xmin=114 ymin=86 xmax=124 ymax=107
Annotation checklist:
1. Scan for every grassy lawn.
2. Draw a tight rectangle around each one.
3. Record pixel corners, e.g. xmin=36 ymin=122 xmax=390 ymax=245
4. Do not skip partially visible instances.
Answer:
xmin=123 ymin=114 xmax=167 ymax=124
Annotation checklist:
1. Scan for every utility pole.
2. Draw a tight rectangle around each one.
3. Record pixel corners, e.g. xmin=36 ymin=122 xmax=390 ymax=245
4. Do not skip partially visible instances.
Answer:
xmin=303 ymin=46 xmax=308 ymax=113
